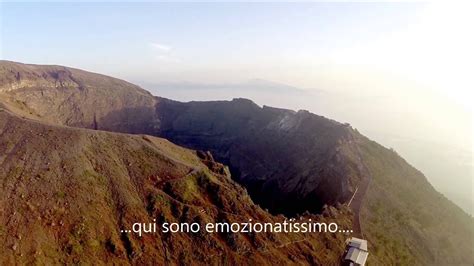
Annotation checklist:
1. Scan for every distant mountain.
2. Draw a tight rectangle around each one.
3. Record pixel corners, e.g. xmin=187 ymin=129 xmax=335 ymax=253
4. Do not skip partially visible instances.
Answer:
xmin=140 ymin=79 xmax=309 ymax=93
xmin=0 ymin=60 xmax=472 ymax=265
xmin=136 ymin=79 xmax=315 ymax=109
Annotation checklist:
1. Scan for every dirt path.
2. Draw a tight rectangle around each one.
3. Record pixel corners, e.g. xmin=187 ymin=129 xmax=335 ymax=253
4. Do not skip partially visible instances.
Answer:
xmin=274 ymin=237 xmax=309 ymax=249
xmin=348 ymin=176 xmax=369 ymax=237
xmin=348 ymin=141 xmax=372 ymax=238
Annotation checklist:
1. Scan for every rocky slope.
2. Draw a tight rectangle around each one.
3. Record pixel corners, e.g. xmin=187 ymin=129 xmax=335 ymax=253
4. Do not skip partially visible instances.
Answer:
xmin=0 ymin=108 xmax=352 ymax=265
xmin=358 ymin=136 xmax=473 ymax=265
xmin=0 ymin=60 xmax=472 ymax=264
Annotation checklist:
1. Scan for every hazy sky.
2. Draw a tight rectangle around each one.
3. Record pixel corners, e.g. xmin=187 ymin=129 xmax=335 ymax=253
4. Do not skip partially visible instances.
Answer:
xmin=1 ymin=2 xmax=472 ymax=212
xmin=2 ymin=2 xmax=471 ymax=143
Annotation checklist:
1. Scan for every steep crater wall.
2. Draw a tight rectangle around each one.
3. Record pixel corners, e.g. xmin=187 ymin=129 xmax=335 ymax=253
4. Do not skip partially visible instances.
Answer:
xmin=0 ymin=61 xmax=369 ymax=216
xmin=154 ymin=98 xmax=368 ymax=216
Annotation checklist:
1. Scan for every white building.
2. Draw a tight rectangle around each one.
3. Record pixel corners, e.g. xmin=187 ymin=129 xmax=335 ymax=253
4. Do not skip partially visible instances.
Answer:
xmin=343 ymin=237 xmax=369 ymax=266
